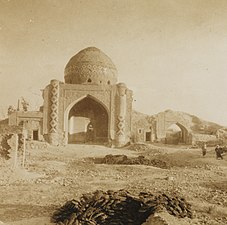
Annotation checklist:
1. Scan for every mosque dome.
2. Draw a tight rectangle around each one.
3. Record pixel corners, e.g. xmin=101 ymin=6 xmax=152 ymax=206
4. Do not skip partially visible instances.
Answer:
xmin=64 ymin=47 xmax=118 ymax=85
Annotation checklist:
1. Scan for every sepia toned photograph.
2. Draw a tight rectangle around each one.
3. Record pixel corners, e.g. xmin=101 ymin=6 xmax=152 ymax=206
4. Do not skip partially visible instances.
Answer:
xmin=0 ymin=0 xmax=227 ymax=224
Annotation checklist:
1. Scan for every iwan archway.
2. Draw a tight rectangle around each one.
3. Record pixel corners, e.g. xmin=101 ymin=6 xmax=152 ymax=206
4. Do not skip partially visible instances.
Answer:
xmin=156 ymin=110 xmax=191 ymax=144
xmin=165 ymin=123 xmax=188 ymax=144
xmin=67 ymin=96 xmax=108 ymax=144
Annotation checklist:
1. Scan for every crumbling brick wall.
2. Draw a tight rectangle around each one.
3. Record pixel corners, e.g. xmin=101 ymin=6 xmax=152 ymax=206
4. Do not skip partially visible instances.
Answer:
xmin=0 ymin=134 xmax=13 ymax=160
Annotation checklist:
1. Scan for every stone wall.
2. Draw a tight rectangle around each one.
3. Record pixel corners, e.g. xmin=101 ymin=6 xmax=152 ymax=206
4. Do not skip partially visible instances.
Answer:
xmin=156 ymin=110 xmax=191 ymax=141
xmin=191 ymin=133 xmax=219 ymax=146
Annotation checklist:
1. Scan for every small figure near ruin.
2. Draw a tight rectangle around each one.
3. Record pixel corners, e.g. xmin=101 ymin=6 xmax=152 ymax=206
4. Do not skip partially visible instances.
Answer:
xmin=86 ymin=121 xmax=94 ymax=143
xmin=201 ymin=142 xmax=207 ymax=157
xmin=215 ymin=145 xmax=223 ymax=160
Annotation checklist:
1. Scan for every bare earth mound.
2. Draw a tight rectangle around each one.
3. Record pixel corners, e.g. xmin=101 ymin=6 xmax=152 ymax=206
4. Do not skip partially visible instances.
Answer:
xmin=52 ymin=189 xmax=192 ymax=225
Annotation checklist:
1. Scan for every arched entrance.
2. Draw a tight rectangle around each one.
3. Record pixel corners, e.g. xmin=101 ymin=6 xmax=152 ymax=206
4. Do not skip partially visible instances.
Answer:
xmin=67 ymin=96 xmax=108 ymax=144
xmin=165 ymin=123 xmax=188 ymax=144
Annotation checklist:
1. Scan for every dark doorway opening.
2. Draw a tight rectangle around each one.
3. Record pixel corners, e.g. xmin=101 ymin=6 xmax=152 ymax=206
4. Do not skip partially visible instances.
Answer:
xmin=145 ymin=132 xmax=151 ymax=141
xmin=68 ymin=96 xmax=108 ymax=144
xmin=33 ymin=130 xmax=38 ymax=140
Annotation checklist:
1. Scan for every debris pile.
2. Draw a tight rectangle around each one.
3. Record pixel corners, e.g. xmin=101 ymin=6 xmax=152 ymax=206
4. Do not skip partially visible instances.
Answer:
xmin=94 ymin=154 xmax=170 ymax=169
xmin=26 ymin=140 xmax=48 ymax=149
xmin=127 ymin=143 xmax=152 ymax=151
xmin=52 ymin=190 xmax=192 ymax=225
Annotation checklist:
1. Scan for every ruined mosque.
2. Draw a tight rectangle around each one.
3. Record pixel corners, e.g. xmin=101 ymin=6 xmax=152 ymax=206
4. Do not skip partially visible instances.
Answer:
xmin=7 ymin=47 xmax=198 ymax=146
xmin=9 ymin=47 xmax=133 ymax=147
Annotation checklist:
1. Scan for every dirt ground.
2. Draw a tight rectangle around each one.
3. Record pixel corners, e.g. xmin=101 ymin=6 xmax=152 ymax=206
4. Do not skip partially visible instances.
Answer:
xmin=0 ymin=143 xmax=226 ymax=225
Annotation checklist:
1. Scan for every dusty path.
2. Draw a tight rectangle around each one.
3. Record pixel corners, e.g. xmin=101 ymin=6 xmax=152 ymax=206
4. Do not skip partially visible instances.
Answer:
xmin=0 ymin=143 xmax=226 ymax=225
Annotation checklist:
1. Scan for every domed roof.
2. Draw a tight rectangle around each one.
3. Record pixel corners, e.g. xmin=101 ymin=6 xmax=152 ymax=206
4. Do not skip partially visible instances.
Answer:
xmin=64 ymin=47 xmax=118 ymax=85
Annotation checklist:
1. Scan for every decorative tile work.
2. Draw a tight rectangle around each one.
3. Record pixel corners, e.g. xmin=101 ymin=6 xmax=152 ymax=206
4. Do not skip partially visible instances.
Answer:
xmin=49 ymin=80 xmax=59 ymax=133
xmin=64 ymin=47 xmax=118 ymax=85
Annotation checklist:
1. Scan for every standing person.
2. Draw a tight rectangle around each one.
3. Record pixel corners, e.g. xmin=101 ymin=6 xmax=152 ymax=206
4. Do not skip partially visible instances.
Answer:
xmin=86 ymin=121 xmax=94 ymax=143
xmin=202 ymin=142 xmax=207 ymax=157
xmin=215 ymin=145 xmax=223 ymax=160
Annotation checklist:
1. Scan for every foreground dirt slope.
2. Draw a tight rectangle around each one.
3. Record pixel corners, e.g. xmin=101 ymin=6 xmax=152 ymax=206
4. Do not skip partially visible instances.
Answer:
xmin=0 ymin=143 xmax=226 ymax=225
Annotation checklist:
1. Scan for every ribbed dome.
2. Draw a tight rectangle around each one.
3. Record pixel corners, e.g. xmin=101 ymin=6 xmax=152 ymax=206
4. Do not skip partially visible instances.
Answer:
xmin=64 ymin=47 xmax=118 ymax=85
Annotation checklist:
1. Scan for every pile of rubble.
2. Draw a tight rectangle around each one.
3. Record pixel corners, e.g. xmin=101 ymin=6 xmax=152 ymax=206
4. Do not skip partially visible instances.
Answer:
xmin=26 ymin=140 xmax=48 ymax=149
xmin=126 ymin=143 xmax=152 ymax=151
xmin=52 ymin=190 xmax=192 ymax=225
xmin=94 ymin=154 xmax=170 ymax=169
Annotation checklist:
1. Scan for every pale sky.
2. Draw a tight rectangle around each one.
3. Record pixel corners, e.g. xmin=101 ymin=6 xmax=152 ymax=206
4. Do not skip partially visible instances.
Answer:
xmin=0 ymin=0 xmax=227 ymax=125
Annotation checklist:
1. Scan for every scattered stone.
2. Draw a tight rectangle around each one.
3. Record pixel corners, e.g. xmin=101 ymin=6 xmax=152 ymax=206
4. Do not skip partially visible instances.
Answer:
xmin=126 ymin=143 xmax=153 ymax=152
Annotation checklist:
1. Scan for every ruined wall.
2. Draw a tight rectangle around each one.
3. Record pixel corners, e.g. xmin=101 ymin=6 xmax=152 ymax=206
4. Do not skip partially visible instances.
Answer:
xmin=156 ymin=111 xmax=191 ymax=138
xmin=156 ymin=110 xmax=191 ymax=144
xmin=8 ymin=111 xmax=43 ymax=141
xmin=131 ymin=111 xmax=156 ymax=143
xmin=192 ymin=133 xmax=219 ymax=146
xmin=132 ymin=119 xmax=154 ymax=143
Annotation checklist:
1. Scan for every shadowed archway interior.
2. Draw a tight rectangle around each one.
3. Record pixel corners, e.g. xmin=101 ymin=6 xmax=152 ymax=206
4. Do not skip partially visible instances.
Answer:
xmin=68 ymin=96 xmax=108 ymax=143
xmin=165 ymin=123 xmax=188 ymax=144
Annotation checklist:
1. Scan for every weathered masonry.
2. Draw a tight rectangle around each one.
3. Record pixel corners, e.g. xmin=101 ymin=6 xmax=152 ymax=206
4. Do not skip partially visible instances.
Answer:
xmin=9 ymin=47 xmax=133 ymax=147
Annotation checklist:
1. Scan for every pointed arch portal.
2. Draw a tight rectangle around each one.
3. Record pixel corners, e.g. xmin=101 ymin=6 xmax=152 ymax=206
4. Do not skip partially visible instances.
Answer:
xmin=165 ymin=122 xmax=188 ymax=144
xmin=67 ymin=96 xmax=108 ymax=144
